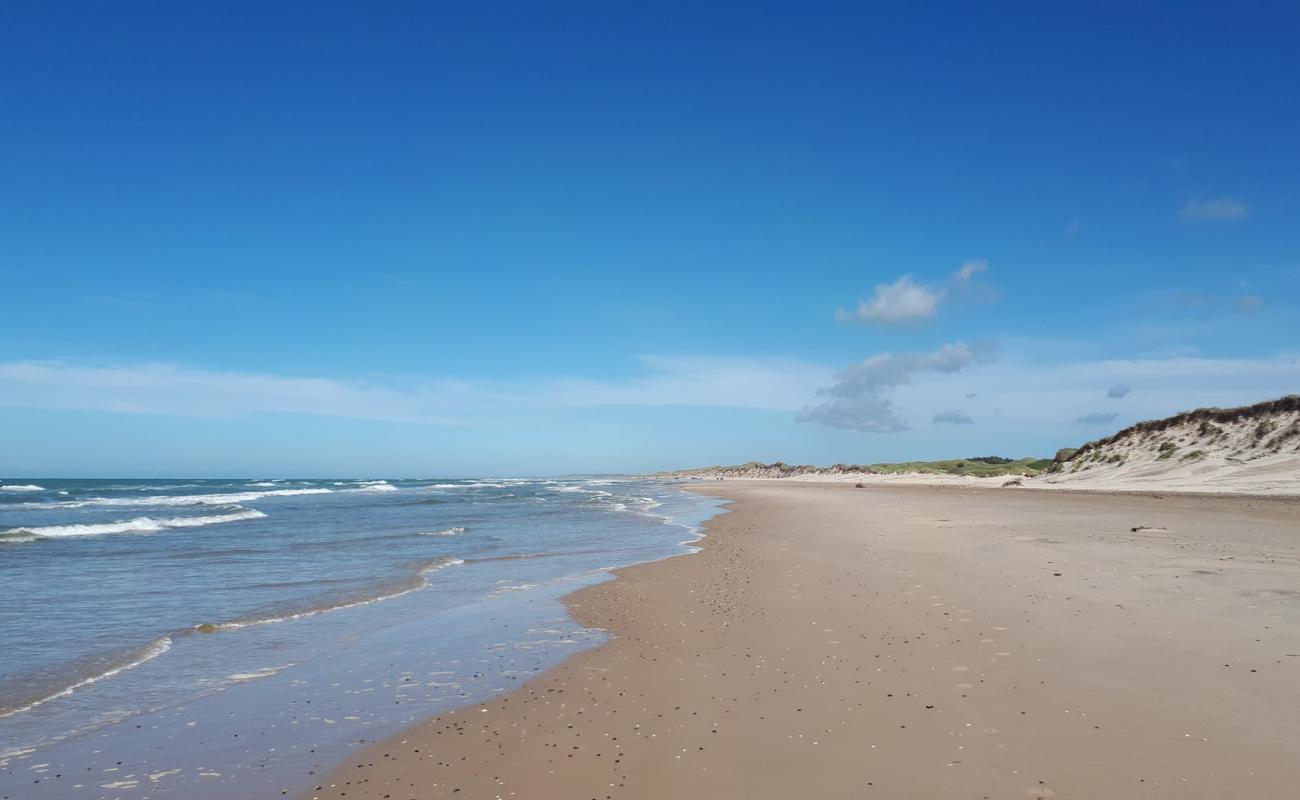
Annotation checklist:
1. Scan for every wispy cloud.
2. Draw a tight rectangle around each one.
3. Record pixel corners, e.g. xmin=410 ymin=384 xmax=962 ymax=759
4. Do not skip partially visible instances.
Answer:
xmin=1107 ymin=383 xmax=1131 ymax=399
xmin=836 ymin=260 xmax=993 ymax=327
xmin=932 ymin=410 xmax=974 ymax=425
xmin=1077 ymin=412 xmax=1119 ymax=424
xmin=2 ymin=352 xmax=1296 ymax=456
xmin=797 ymin=343 xmax=978 ymax=433
xmin=882 ymin=352 xmax=1300 ymax=451
xmin=1179 ymin=195 xmax=1249 ymax=222
xmin=536 ymin=355 xmax=828 ymax=411
xmin=0 ymin=361 xmax=464 ymax=424
xmin=1236 ymin=294 xmax=1264 ymax=312
xmin=0 ymin=357 xmax=831 ymax=424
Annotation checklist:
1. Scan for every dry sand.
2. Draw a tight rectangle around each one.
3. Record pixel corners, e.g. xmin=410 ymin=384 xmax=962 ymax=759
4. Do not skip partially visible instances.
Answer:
xmin=303 ymin=481 xmax=1300 ymax=799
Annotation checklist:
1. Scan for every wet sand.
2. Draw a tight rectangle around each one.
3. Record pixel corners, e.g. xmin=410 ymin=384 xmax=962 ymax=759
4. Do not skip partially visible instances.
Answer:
xmin=303 ymin=481 xmax=1300 ymax=799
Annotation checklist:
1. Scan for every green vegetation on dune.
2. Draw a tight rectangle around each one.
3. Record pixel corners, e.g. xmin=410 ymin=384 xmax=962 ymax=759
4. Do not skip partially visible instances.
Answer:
xmin=866 ymin=457 xmax=1051 ymax=477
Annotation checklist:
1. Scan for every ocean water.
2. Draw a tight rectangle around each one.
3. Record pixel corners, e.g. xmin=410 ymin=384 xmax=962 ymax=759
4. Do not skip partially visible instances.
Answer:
xmin=0 ymin=477 xmax=723 ymax=798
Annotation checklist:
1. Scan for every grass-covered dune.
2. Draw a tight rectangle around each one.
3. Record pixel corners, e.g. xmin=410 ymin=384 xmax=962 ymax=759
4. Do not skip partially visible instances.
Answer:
xmin=867 ymin=456 xmax=1053 ymax=476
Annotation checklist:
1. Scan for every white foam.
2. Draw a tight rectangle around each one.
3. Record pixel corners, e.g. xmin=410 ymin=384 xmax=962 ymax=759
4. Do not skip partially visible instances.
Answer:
xmin=0 ymin=484 xmax=44 ymax=492
xmin=26 ymin=487 xmax=332 ymax=510
xmin=354 ymin=482 xmax=397 ymax=493
xmin=422 ymin=480 xmax=526 ymax=489
xmin=551 ymin=485 xmax=616 ymax=498
xmin=418 ymin=526 xmax=465 ymax=536
xmin=490 ymin=582 xmax=538 ymax=595
xmin=226 ymin=664 xmax=292 ymax=683
xmin=5 ymin=508 xmax=267 ymax=538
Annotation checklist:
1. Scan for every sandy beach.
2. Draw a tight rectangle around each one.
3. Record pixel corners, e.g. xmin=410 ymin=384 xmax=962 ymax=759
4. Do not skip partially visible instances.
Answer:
xmin=303 ymin=481 xmax=1300 ymax=799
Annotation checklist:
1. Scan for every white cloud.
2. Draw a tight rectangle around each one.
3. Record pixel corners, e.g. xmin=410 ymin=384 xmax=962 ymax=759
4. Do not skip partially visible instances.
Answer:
xmin=835 ymin=275 xmax=939 ymax=325
xmin=1179 ymin=196 xmax=1249 ymax=222
xmin=836 ymin=261 xmax=993 ymax=326
xmin=1107 ymin=383 xmax=1131 ymax=399
xmin=797 ymin=343 xmax=977 ymax=433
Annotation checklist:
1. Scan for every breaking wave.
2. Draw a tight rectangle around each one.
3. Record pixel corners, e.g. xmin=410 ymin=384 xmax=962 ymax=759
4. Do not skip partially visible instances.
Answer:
xmin=353 ymin=481 xmax=398 ymax=493
xmin=23 ymin=488 xmax=333 ymax=510
xmin=1 ymin=509 xmax=268 ymax=540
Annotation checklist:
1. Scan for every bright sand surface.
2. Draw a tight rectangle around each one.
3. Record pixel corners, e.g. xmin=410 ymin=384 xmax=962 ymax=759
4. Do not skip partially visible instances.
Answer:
xmin=303 ymin=481 xmax=1300 ymax=799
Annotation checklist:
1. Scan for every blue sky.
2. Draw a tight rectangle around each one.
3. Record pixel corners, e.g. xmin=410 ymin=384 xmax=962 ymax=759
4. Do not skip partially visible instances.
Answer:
xmin=2 ymin=2 xmax=1298 ymax=476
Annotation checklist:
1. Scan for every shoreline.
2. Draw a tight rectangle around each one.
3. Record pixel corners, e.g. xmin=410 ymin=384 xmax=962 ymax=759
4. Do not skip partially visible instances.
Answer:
xmin=296 ymin=490 xmax=737 ymax=800
xmin=303 ymin=481 xmax=1300 ymax=799
xmin=0 ymin=479 xmax=722 ymax=800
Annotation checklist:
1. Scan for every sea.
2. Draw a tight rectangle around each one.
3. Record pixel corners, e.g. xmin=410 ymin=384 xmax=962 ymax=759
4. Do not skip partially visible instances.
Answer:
xmin=0 ymin=477 xmax=723 ymax=799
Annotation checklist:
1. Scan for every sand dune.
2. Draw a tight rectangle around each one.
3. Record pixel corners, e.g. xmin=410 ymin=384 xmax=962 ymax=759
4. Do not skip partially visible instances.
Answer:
xmin=1036 ymin=395 xmax=1300 ymax=494
xmin=663 ymin=396 xmax=1300 ymax=496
